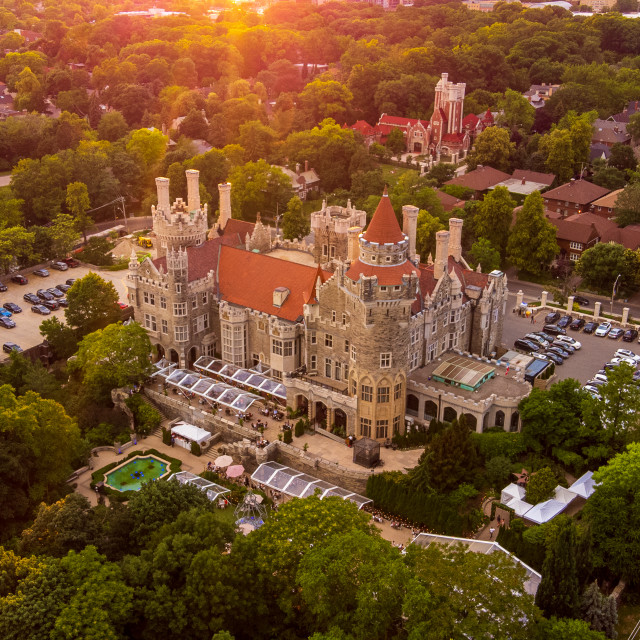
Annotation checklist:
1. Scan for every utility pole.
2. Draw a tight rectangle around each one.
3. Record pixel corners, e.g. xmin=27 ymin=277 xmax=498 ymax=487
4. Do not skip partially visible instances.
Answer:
xmin=611 ymin=273 xmax=622 ymax=316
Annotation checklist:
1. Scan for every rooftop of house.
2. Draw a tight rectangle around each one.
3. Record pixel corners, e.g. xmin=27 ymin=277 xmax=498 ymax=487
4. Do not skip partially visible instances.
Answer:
xmin=511 ymin=169 xmax=555 ymax=187
xmin=590 ymin=188 xmax=623 ymax=210
xmin=435 ymin=189 xmax=465 ymax=212
xmin=445 ymin=165 xmax=511 ymax=192
xmin=548 ymin=217 xmax=600 ymax=244
xmin=592 ymin=119 xmax=631 ymax=145
xmin=378 ymin=113 xmax=430 ymax=129
xmin=543 ymin=179 xmax=610 ymax=205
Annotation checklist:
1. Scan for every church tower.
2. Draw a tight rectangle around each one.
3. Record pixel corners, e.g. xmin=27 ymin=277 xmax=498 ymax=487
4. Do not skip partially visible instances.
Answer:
xmin=152 ymin=170 xmax=208 ymax=258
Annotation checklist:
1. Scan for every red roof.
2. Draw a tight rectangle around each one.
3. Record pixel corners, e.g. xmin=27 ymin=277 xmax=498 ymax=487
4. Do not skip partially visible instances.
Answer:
xmin=445 ymin=166 xmax=510 ymax=191
xmin=543 ymin=180 xmax=610 ymax=206
xmin=345 ymin=259 xmax=419 ymax=286
xmin=441 ymin=133 xmax=465 ymax=143
xmin=221 ymin=218 xmax=255 ymax=240
xmin=462 ymin=114 xmax=480 ymax=128
xmin=350 ymin=120 xmax=377 ymax=136
xmin=435 ymin=190 xmax=465 ymax=212
xmin=217 ymin=246 xmax=331 ymax=322
xmin=362 ymin=190 xmax=404 ymax=244
xmin=378 ymin=114 xmax=428 ymax=128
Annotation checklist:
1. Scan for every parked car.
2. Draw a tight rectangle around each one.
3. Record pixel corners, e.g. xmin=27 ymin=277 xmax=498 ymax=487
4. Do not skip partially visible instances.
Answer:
xmin=46 ymin=287 xmax=64 ymax=298
xmin=58 ymin=297 xmax=68 ymax=307
xmin=10 ymin=274 xmax=28 ymax=285
xmin=56 ymin=283 xmax=71 ymax=293
xmin=533 ymin=332 xmax=556 ymax=343
xmin=546 ymin=346 xmax=570 ymax=359
xmin=41 ymin=299 xmax=59 ymax=311
xmin=595 ymin=322 xmax=612 ymax=337
xmin=622 ymin=329 xmax=639 ymax=343
xmin=633 ymin=370 xmax=640 ymax=382
xmin=66 ymin=278 xmax=76 ymax=286
xmin=557 ymin=315 xmax=573 ymax=329
xmin=555 ymin=335 xmax=581 ymax=349
xmin=586 ymin=379 xmax=605 ymax=387
xmin=525 ymin=333 xmax=550 ymax=347
xmin=36 ymin=289 xmax=54 ymax=301
xmin=514 ymin=339 xmax=541 ymax=353
xmin=583 ymin=386 xmax=601 ymax=398
xmin=31 ymin=304 xmax=50 ymax=315
xmin=608 ymin=328 xmax=624 ymax=340
xmin=3 ymin=303 xmax=21 ymax=313
xmin=615 ymin=349 xmax=640 ymax=363
xmin=543 ymin=324 xmax=567 ymax=336
xmin=552 ymin=340 xmax=575 ymax=354
xmin=573 ymin=295 xmax=590 ymax=306
xmin=583 ymin=321 xmax=599 ymax=334
xmin=117 ymin=302 xmax=128 ymax=309
xmin=593 ymin=373 xmax=608 ymax=383
xmin=2 ymin=342 xmax=22 ymax=353
xmin=0 ymin=317 xmax=15 ymax=329
xmin=50 ymin=261 xmax=68 ymax=271
xmin=611 ymin=356 xmax=637 ymax=367
xmin=33 ymin=268 xmax=49 ymax=277
xmin=540 ymin=352 xmax=564 ymax=365
xmin=23 ymin=293 xmax=40 ymax=304
xmin=63 ymin=257 xmax=80 ymax=267
xmin=604 ymin=362 xmax=621 ymax=371
xmin=544 ymin=311 xmax=561 ymax=324
xmin=0 ymin=282 xmax=6 ymax=292
xmin=570 ymin=318 xmax=585 ymax=331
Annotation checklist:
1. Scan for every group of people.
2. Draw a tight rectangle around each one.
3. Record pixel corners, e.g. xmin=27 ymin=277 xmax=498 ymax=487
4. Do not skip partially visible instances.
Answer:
xmin=206 ymin=461 xmax=224 ymax=474
xmin=256 ymin=437 xmax=270 ymax=448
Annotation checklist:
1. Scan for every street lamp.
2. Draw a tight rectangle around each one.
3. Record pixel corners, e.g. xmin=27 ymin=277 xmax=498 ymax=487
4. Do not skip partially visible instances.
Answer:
xmin=611 ymin=273 xmax=622 ymax=315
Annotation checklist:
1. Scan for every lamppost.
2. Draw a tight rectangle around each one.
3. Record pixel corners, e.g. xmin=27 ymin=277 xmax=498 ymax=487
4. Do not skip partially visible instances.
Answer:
xmin=611 ymin=273 xmax=622 ymax=316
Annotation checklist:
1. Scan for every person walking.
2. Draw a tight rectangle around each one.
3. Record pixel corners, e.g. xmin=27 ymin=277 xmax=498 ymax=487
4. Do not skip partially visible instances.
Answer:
xmin=489 ymin=527 xmax=495 ymax=540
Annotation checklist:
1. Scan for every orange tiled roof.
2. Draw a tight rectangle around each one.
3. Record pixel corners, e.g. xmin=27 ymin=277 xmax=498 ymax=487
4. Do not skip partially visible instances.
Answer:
xmin=345 ymin=259 xmax=419 ymax=286
xmin=217 ymin=246 xmax=331 ymax=322
xmin=222 ymin=218 xmax=255 ymax=240
xmin=362 ymin=190 xmax=404 ymax=244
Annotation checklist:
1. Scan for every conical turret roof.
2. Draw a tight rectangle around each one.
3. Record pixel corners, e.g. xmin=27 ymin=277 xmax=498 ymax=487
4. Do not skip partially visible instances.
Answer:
xmin=362 ymin=187 xmax=404 ymax=244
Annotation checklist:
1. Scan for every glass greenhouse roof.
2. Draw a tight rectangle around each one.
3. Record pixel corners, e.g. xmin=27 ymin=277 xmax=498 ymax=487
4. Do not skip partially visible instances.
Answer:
xmin=172 ymin=471 xmax=230 ymax=502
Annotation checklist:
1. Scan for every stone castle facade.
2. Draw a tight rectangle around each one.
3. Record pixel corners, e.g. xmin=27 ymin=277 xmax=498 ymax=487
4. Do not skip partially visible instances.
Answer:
xmin=127 ymin=171 xmax=510 ymax=439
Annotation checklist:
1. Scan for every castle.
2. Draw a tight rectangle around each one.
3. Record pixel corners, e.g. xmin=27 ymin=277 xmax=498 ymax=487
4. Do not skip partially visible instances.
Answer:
xmin=127 ymin=171 xmax=512 ymax=439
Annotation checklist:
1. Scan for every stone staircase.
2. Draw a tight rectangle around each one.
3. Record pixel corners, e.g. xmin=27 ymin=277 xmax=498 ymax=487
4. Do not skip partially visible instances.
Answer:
xmin=203 ymin=445 xmax=223 ymax=461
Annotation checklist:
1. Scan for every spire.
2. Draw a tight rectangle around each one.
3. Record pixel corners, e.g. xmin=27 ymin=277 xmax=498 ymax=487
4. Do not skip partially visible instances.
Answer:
xmin=304 ymin=264 xmax=326 ymax=305
xmin=362 ymin=188 xmax=404 ymax=244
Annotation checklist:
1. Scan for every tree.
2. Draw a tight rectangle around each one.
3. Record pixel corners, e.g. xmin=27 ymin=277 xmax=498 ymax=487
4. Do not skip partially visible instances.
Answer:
xmin=14 ymin=66 xmax=45 ymax=112
xmin=468 ymin=237 xmax=500 ymax=272
xmin=426 ymin=162 xmax=455 ymax=187
xmin=298 ymin=79 xmax=353 ymax=125
xmin=592 ymin=166 xmax=626 ymax=191
xmin=415 ymin=209 xmax=444 ymax=261
xmin=575 ymin=242 xmax=640 ymax=293
xmin=594 ymin=362 xmax=640 ymax=441
xmin=404 ymin=543 xmax=540 ymax=640
xmin=96 ymin=111 xmax=129 ymax=142
xmin=540 ymin=128 xmax=574 ymax=183
xmin=581 ymin=581 xmax=618 ymax=639
xmin=0 ymin=226 xmax=34 ymax=273
xmin=584 ymin=443 xmax=640 ymax=581
xmin=70 ymin=322 xmax=153 ymax=399
xmin=65 ymin=181 xmax=92 ymax=243
xmin=49 ymin=214 xmax=81 ymax=258
xmin=297 ymin=530 xmax=408 ymax=639
xmin=39 ymin=317 xmax=79 ymax=359
xmin=536 ymin=618 xmax=607 ymax=640
xmin=536 ymin=516 xmax=580 ymax=619
xmin=474 ymin=186 xmax=515 ymax=258
xmin=497 ymin=88 xmax=536 ymax=134
xmin=64 ymin=272 xmax=120 ymax=335
xmin=179 ymin=108 xmax=209 ymax=140
xmin=238 ymin=120 xmax=278 ymax=162
xmin=525 ymin=467 xmax=558 ymax=504
xmin=614 ymin=181 xmax=640 ymax=227
xmin=466 ymin=127 xmax=514 ymax=173
xmin=508 ymin=191 xmax=559 ymax=275
xmin=608 ymin=142 xmax=636 ymax=172
xmin=627 ymin=112 xmax=640 ymax=143
xmin=281 ymin=196 xmax=309 ymax=240
xmin=386 ymin=128 xmax=406 ymax=156
xmin=125 ymin=128 xmax=167 ymax=177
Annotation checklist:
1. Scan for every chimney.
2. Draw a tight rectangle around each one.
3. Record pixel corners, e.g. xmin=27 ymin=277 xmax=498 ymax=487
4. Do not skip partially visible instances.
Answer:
xmin=448 ymin=218 xmax=463 ymax=262
xmin=305 ymin=160 xmax=309 ymax=172
xmin=434 ymin=230 xmax=449 ymax=280
xmin=347 ymin=227 xmax=362 ymax=262
xmin=521 ymin=177 xmax=526 ymax=185
xmin=296 ymin=163 xmax=301 ymax=175
xmin=402 ymin=205 xmax=419 ymax=264
xmin=185 ymin=169 xmax=200 ymax=212
xmin=155 ymin=177 xmax=170 ymax=213
xmin=217 ymin=182 xmax=232 ymax=230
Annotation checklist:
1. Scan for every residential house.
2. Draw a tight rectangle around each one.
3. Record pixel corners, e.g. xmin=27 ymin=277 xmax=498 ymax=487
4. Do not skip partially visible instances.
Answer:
xmin=542 ymin=179 xmax=610 ymax=218
xmin=490 ymin=169 xmax=556 ymax=200
xmin=349 ymin=120 xmax=378 ymax=146
xmin=612 ymin=100 xmax=640 ymax=124
xmin=461 ymin=109 xmax=495 ymax=141
xmin=590 ymin=189 xmax=623 ymax=219
xmin=522 ymin=84 xmax=561 ymax=109
xmin=546 ymin=214 xmax=600 ymax=262
xmin=276 ymin=161 xmax=321 ymax=200
xmin=591 ymin=119 xmax=631 ymax=148
xmin=435 ymin=190 xmax=466 ymax=212
xmin=444 ymin=165 xmax=511 ymax=200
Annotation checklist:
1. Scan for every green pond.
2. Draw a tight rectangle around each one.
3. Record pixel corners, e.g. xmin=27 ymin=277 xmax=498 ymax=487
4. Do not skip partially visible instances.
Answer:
xmin=105 ymin=455 xmax=169 ymax=491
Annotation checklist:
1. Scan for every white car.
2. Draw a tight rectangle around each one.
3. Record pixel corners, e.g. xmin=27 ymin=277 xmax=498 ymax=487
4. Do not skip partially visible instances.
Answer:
xmin=615 ymin=349 xmax=640 ymax=363
xmin=610 ymin=356 xmax=638 ymax=367
xmin=592 ymin=373 xmax=608 ymax=383
xmin=555 ymin=335 xmax=581 ymax=350
xmin=595 ymin=322 xmax=612 ymax=337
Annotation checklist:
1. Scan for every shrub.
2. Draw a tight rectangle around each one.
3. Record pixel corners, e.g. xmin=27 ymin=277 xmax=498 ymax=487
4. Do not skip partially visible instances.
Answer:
xmin=486 ymin=455 xmax=513 ymax=489
xmin=294 ymin=419 xmax=305 ymax=437
xmin=283 ymin=429 xmax=293 ymax=444
xmin=162 ymin=427 xmax=171 ymax=446
xmin=470 ymin=431 xmax=526 ymax=462
xmin=190 ymin=441 xmax=201 ymax=456
xmin=526 ymin=466 xmax=557 ymax=504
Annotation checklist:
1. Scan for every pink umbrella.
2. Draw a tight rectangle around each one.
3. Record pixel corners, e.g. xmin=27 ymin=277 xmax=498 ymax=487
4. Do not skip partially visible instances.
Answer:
xmin=226 ymin=464 xmax=245 ymax=478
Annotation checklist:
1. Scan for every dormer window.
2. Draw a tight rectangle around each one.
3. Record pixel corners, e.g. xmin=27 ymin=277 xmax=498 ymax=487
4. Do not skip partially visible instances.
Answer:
xmin=273 ymin=287 xmax=290 ymax=308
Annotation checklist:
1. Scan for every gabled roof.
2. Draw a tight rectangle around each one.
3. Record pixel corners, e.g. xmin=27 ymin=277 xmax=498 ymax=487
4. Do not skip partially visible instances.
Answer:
xmin=445 ymin=166 xmax=510 ymax=192
xmin=220 ymin=218 xmax=255 ymax=243
xmin=548 ymin=218 xmax=599 ymax=244
xmin=590 ymin=188 xmax=623 ymax=210
xmin=378 ymin=114 xmax=429 ymax=128
xmin=462 ymin=113 xmax=480 ymax=129
xmin=217 ymin=246 xmax=331 ymax=322
xmin=345 ymin=259 xmax=418 ymax=286
xmin=362 ymin=189 xmax=404 ymax=244
xmin=592 ymin=119 xmax=630 ymax=145
xmin=435 ymin=190 xmax=465 ymax=212
xmin=564 ymin=212 xmax=617 ymax=238
xmin=544 ymin=180 xmax=610 ymax=206
xmin=512 ymin=169 xmax=555 ymax=187
xmin=350 ymin=120 xmax=377 ymax=136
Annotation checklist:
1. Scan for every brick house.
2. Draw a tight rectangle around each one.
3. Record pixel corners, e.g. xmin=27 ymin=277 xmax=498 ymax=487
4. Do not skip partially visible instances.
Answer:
xmin=444 ymin=165 xmax=511 ymax=200
xmin=542 ymin=179 xmax=610 ymax=218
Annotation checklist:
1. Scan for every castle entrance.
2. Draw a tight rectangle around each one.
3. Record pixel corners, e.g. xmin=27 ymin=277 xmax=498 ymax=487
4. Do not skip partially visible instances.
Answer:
xmin=334 ymin=408 xmax=347 ymax=429
xmin=314 ymin=401 xmax=327 ymax=428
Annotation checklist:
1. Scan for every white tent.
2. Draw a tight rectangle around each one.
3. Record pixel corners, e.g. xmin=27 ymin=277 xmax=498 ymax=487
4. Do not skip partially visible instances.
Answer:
xmin=523 ymin=499 xmax=568 ymax=524
xmin=568 ymin=471 xmax=596 ymax=499
xmin=501 ymin=483 xmax=526 ymax=505
xmin=507 ymin=498 xmax=533 ymax=517
xmin=171 ymin=421 xmax=211 ymax=450
xmin=554 ymin=485 xmax=577 ymax=505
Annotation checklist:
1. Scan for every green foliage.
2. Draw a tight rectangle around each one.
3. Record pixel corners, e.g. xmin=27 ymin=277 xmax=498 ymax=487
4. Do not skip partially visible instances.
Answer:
xmin=80 ymin=237 xmax=114 ymax=266
xmin=471 ymin=431 xmax=527 ymax=461
xmin=161 ymin=426 xmax=171 ymax=446
xmin=466 ymin=127 xmax=515 ymax=173
xmin=294 ymin=419 xmax=305 ymax=437
xmin=614 ymin=181 xmax=640 ymax=227
xmin=475 ymin=186 xmax=515 ymax=258
xmin=385 ymin=128 xmax=406 ymax=155
xmin=496 ymin=519 xmax=546 ymax=572
xmin=190 ymin=440 xmax=201 ymax=456
xmin=64 ymin=272 xmax=120 ymax=335
xmin=576 ymin=242 xmax=640 ymax=294
xmin=581 ymin=581 xmax=618 ymax=639
xmin=469 ymin=237 xmax=501 ymax=272
xmin=525 ymin=466 xmax=558 ymax=504
xmin=283 ymin=429 xmax=293 ymax=444
xmin=486 ymin=455 xmax=513 ymax=489
xmin=536 ymin=617 xmax=607 ymax=640
xmin=281 ymin=195 xmax=309 ymax=240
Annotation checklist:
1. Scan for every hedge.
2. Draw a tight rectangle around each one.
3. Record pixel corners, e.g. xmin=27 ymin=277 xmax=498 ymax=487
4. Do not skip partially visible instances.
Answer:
xmin=366 ymin=472 xmax=475 ymax=536
xmin=470 ymin=432 xmax=527 ymax=462
xmin=90 ymin=448 xmax=182 ymax=501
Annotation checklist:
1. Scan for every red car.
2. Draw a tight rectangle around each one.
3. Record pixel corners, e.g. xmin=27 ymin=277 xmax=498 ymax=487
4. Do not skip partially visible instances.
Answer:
xmin=63 ymin=257 xmax=80 ymax=268
xmin=117 ymin=302 xmax=128 ymax=309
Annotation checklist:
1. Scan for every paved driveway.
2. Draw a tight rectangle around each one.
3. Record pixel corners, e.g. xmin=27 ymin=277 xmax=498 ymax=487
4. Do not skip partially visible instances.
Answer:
xmin=502 ymin=292 xmax=639 ymax=385
xmin=0 ymin=265 xmax=130 ymax=360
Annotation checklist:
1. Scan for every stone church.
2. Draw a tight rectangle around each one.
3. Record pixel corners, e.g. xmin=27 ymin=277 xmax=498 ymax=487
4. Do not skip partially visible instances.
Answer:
xmin=127 ymin=171 xmax=509 ymax=439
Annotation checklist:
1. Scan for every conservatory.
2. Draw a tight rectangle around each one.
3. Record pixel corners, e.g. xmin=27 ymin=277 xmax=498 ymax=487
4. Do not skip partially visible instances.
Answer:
xmin=172 ymin=471 xmax=231 ymax=503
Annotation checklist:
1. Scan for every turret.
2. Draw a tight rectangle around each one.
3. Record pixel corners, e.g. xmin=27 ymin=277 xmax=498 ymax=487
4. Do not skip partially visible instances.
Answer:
xmin=218 ymin=182 xmax=232 ymax=230
xmin=156 ymin=177 xmax=170 ymax=213
xmin=186 ymin=169 xmax=200 ymax=212
xmin=434 ymin=230 xmax=449 ymax=280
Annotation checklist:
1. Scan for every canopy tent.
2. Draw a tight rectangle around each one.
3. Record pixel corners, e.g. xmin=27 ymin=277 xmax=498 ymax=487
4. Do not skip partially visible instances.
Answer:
xmin=171 ymin=421 xmax=211 ymax=445
xmin=154 ymin=366 xmax=262 ymax=412
xmin=251 ymin=461 xmax=372 ymax=509
xmin=523 ymin=498 xmax=569 ymax=524
xmin=151 ymin=358 xmax=178 ymax=378
xmin=172 ymin=471 xmax=230 ymax=502
xmin=568 ymin=471 xmax=596 ymax=499
xmin=506 ymin=498 xmax=534 ymax=517
xmin=501 ymin=483 xmax=526 ymax=505
xmin=194 ymin=356 xmax=287 ymax=401
xmin=554 ymin=485 xmax=577 ymax=505
xmin=411 ymin=533 xmax=542 ymax=596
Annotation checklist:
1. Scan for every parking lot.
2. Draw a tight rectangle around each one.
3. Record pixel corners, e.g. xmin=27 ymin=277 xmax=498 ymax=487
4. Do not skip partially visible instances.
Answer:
xmin=0 ymin=265 xmax=130 ymax=360
xmin=503 ymin=293 xmax=640 ymax=385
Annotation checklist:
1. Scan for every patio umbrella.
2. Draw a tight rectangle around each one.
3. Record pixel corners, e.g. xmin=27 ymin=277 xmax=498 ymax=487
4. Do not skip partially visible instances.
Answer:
xmin=226 ymin=464 xmax=245 ymax=478
xmin=237 ymin=523 xmax=254 ymax=536
xmin=214 ymin=455 xmax=233 ymax=468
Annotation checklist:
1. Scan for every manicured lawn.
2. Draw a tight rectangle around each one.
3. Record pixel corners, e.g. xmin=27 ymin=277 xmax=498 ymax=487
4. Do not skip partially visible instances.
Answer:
xmin=379 ymin=165 xmax=419 ymax=190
